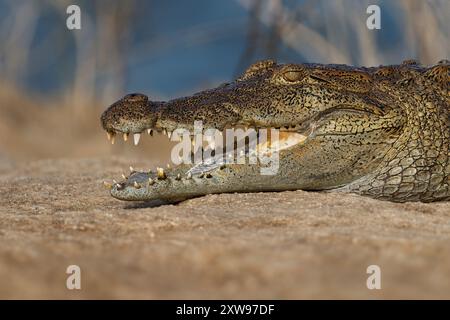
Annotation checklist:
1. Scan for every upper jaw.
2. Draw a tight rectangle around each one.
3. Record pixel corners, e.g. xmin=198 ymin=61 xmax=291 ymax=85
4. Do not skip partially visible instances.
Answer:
xmin=101 ymin=91 xmax=314 ymax=148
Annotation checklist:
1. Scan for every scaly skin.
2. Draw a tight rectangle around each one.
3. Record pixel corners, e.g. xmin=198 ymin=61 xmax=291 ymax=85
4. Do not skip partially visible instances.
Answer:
xmin=101 ymin=59 xmax=449 ymax=203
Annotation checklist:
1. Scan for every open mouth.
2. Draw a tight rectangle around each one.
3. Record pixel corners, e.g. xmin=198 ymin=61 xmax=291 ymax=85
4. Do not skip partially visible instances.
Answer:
xmin=105 ymin=125 xmax=309 ymax=151
xmin=105 ymin=124 xmax=308 ymax=144
xmin=102 ymin=125 xmax=309 ymax=192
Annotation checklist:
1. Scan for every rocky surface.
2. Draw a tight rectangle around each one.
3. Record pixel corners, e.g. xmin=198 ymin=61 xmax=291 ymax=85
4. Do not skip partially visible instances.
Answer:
xmin=0 ymin=157 xmax=449 ymax=299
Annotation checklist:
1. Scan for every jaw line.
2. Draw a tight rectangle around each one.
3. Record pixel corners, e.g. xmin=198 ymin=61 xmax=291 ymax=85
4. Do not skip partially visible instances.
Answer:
xmin=104 ymin=124 xmax=311 ymax=199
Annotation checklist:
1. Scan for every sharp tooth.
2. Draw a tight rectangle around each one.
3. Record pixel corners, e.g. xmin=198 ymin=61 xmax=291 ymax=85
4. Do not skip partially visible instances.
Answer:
xmin=176 ymin=173 xmax=181 ymax=180
xmin=103 ymin=181 xmax=112 ymax=190
xmin=148 ymin=178 xmax=154 ymax=185
xmin=157 ymin=167 xmax=166 ymax=179
xmin=123 ymin=133 xmax=129 ymax=141
xmin=111 ymin=136 xmax=115 ymax=145
xmin=133 ymin=133 xmax=141 ymax=145
xmin=133 ymin=181 xmax=141 ymax=188
xmin=107 ymin=132 xmax=112 ymax=140
xmin=129 ymin=166 xmax=134 ymax=172
xmin=166 ymin=163 xmax=171 ymax=169
xmin=167 ymin=131 xmax=172 ymax=139
xmin=113 ymin=179 xmax=118 ymax=184
xmin=147 ymin=129 xmax=151 ymax=135
xmin=186 ymin=172 xmax=192 ymax=179
xmin=121 ymin=174 xmax=127 ymax=180
xmin=163 ymin=129 xmax=167 ymax=136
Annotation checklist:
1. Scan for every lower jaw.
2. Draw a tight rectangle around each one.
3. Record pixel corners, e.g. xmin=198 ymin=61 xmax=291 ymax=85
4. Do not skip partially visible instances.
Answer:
xmin=109 ymin=161 xmax=302 ymax=202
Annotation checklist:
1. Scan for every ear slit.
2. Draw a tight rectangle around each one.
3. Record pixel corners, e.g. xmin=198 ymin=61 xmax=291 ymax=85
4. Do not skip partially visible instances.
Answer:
xmin=309 ymin=75 xmax=330 ymax=84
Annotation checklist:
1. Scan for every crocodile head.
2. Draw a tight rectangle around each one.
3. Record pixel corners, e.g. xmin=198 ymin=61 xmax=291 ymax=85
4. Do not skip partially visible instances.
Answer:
xmin=101 ymin=59 xmax=449 ymax=202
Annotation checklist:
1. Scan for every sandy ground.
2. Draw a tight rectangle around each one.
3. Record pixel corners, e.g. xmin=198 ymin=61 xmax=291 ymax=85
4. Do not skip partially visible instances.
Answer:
xmin=0 ymin=157 xmax=449 ymax=299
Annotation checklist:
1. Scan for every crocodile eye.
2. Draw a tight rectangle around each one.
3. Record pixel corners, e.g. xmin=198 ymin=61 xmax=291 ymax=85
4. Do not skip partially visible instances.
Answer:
xmin=282 ymin=70 xmax=304 ymax=82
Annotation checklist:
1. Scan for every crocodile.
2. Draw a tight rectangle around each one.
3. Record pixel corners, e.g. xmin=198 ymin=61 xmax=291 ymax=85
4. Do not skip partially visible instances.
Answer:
xmin=101 ymin=59 xmax=449 ymax=203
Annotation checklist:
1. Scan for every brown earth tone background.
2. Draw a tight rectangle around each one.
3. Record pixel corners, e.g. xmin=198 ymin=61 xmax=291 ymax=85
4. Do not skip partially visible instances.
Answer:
xmin=0 ymin=0 xmax=449 ymax=299
xmin=1 ymin=86 xmax=449 ymax=299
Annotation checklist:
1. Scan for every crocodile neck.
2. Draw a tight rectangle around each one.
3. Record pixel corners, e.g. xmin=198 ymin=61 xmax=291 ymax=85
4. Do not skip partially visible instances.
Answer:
xmin=343 ymin=84 xmax=449 ymax=201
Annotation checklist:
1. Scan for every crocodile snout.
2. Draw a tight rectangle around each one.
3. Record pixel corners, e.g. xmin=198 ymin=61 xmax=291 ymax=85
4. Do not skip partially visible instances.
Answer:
xmin=100 ymin=93 xmax=161 ymax=144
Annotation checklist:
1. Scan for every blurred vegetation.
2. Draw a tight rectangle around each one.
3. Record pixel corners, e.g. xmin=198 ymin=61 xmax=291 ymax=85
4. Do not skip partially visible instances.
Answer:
xmin=0 ymin=0 xmax=448 ymax=162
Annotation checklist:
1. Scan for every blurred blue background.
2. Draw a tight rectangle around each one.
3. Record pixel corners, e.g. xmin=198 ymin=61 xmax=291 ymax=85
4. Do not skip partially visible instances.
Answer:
xmin=0 ymin=0 xmax=448 ymax=161
xmin=0 ymin=0 xmax=448 ymax=102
